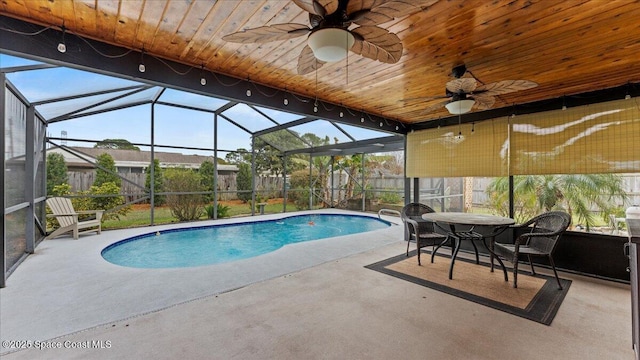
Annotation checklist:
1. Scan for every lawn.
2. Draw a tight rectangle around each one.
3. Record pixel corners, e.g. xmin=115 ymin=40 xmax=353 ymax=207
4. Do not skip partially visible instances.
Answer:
xmin=102 ymin=199 xmax=302 ymax=230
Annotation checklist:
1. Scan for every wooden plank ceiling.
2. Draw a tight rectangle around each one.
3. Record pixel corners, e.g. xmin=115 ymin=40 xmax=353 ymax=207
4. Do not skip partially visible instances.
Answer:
xmin=2 ymin=0 xmax=640 ymax=126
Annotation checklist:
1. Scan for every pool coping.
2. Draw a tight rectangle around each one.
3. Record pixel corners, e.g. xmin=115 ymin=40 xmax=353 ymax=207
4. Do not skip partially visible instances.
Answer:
xmin=0 ymin=209 xmax=403 ymax=349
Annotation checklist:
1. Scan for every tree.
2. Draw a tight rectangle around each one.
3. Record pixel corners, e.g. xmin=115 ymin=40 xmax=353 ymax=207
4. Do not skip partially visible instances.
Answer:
xmin=94 ymin=153 xmax=121 ymax=187
xmin=94 ymin=139 xmax=140 ymax=151
xmin=378 ymin=151 xmax=404 ymax=175
xmin=236 ymin=163 xmax=252 ymax=202
xmin=144 ymin=159 xmax=164 ymax=205
xmin=251 ymin=131 xmax=312 ymax=176
xmin=200 ymin=159 xmax=216 ymax=202
xmin=336 ymin=154 xmax=364 ymax=200
xmin=486 ymin=174 xmax=628 ymax=229
xmin=225 ymin=149 xmax=250 ymax=165
xmin=46 ymin=153 xmax=68 ymax=195
xmin=163 ymin=168 xmax=204 ymax=221
xmin=253 ymin=140 xmax=284 ymax=176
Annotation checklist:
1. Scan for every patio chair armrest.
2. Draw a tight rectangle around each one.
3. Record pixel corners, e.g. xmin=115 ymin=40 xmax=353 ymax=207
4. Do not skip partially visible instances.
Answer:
xmin=76 ymin=210 xmax=104 ymax=220
xmin=46 ymin=213 xmax=79 ymax=217
xmin=519 ymin=230 xmax=562 ymax=239
xmin=405 ymin=218 xmax=421 ymax=238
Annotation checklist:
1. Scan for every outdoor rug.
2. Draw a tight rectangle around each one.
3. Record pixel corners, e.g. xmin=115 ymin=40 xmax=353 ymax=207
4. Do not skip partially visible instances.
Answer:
xmin=365 ymin=250 xmax=571 ymax=325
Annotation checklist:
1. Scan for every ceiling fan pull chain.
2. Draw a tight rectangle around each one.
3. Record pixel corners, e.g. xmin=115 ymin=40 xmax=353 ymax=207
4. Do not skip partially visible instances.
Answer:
xmin=314 ymin=61 xmax=319 ymax=113
xmin=346 ymin=30 xmax=349 ymax=85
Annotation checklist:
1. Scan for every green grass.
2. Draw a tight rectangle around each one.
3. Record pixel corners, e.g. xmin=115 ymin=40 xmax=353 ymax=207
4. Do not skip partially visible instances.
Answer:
xmin=102 ymin=201 xmax=302 ymax=230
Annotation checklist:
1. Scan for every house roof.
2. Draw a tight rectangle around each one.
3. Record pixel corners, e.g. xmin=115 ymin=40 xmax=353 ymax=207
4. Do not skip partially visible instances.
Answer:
xmin=49 ymin=147 xmax=238 ymax=171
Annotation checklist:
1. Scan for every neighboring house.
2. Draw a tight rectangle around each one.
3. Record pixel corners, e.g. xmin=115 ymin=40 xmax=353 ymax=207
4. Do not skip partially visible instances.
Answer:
xmin=48 ymin=146 xmax=238 ymax=174
xmin=48 ymin=146 xmax=240 ymax=197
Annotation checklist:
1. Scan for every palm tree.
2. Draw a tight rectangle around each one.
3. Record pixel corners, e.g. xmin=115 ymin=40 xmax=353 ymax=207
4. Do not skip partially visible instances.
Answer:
xmin=486 ymin=174 xmax=628 ymax=230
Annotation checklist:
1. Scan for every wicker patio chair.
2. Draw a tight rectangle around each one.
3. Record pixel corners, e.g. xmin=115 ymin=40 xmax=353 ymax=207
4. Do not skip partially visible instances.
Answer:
xmin=493 ymin=211 xmax=571 ymax=290
xmin=401 ymin=203 xmax=449 ymax=265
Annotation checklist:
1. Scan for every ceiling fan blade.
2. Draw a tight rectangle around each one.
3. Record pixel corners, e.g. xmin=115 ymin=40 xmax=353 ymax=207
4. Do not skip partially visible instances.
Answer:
xmin=297 ymin=45 xmax=326 ymax=75
xmin=223 ymin=24 xmax=310 ymax=43
xmin=476 ymin=80 xmax=538 ymax=96
xmin=321 ymin=0 xmax=340 ymax=15
xmin=446 ymin=78 xmax=477 ymax=93
xmin=348 ymin=0 xmax=438 ymax=26
xmin=350 ymin=26 xmax=402 ymax=63
xmin=472 ymin=94 xmax=495 ymax=110
xmin=293 ymin=0 xmax=329 ymax=16
xmin=421 ymin=99 xmax=451 ymax=114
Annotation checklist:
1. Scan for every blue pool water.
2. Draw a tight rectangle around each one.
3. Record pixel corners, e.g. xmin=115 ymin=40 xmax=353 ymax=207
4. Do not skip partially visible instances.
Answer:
xmin=102 ymin=214 xmax=390 ymax=268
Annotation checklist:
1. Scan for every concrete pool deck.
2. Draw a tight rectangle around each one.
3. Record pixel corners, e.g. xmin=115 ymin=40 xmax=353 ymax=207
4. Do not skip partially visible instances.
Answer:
xmin=0 ymin=209 xmax=634 ymax=359
xmin=1 ymin=210 xmax=402 ymax=348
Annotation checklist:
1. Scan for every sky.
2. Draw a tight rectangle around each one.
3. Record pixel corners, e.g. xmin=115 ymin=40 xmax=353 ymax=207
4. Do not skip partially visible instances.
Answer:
xmin=1 ymin=53 xmax=393 ymax=157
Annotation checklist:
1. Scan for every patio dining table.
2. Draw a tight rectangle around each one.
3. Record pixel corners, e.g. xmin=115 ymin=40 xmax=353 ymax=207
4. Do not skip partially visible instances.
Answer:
xmin=421 ymin=212 xmax=515 ymax=281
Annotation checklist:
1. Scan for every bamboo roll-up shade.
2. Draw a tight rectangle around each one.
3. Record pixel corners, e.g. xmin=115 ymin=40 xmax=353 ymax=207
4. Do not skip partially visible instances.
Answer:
xmin=406 ymin=118 xmax=509 ymax=178
xmin=510 ymin=98 xmax=640 ymax=175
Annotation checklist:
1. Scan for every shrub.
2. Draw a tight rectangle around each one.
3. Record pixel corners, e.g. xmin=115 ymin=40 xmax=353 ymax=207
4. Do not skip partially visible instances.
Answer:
xmin=378 ymin=190 xmax=402 ymax=204
xmin=144 ymin=159 xmax=165 ymax=205
xmin=164 ymin=168 xmax=205 ymax=221
xmin=46 ymin=153 xmax=68 ymax=195
xmin=204 ymin=203 xmax=231 ymax=219
xmin=88 ymin=181 xmax=130 ymax=221
xmin=200 ymin=159 xmax=216 ymax=202
xmin=289 ymin=169 xmax=320 ymax=210
xmin=46 ymin=182 xmax=130 ymax=229
xmin=236 ymin=163 xmax=252 ymax=202
xmin=50 ymin=183 xmax=72 ymax=197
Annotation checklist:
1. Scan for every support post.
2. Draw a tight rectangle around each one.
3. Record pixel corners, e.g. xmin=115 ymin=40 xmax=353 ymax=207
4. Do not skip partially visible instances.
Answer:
xmin=251 ymin=136 xmax=256 ymax=216
xmin=213 ymin=113 xmax=218 ymax=219
xmin=361 ymin=153 xmax=366 ymax=212
xmin=509 ymin=175 xmax=514 ymax=218
xmin=404 ymin=177 xmax=411 ymax=205
xmin=25 ymin=105 xmax=35 ymax=254
xmin=282 ymin=155 xmax=287 ymax=213
xmin=309 ymin=154 xmax=313 ymax=209
xmin=403 ymin=136 xmax=410 ymax=205
xmin=1 ymin=73 xmax=7 ymax=288
xmin=330 ymin=155 xmax=335 ymax=208
xmin=150 ymin=103 xmax=155 ymax=225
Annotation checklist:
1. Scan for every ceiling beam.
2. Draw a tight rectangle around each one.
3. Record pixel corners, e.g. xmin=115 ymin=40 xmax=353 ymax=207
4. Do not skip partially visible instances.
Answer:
xmin=411 ymin=82 xmax=640 ymax=131
xmin=284 ymin=135 xmax=404 ymax=157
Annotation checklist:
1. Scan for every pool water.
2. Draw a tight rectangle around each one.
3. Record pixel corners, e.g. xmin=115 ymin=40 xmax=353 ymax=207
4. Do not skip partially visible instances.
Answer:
xmin=102 ymin=214 xmax=390 ymax=268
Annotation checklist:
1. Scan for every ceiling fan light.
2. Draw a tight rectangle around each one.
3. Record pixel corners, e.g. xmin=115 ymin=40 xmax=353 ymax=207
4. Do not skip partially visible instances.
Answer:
xmin=308 ymin=28 xmax=355 ymax=62
xmin=445 ymin=99 xmax=475 ymax=114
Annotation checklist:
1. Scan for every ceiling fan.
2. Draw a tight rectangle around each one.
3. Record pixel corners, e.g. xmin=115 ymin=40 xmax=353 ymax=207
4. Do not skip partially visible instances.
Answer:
xmin=410 ymin=64 xmax=539 ymax=115
xmin=222 ymin=0 xmax=437 ymax=75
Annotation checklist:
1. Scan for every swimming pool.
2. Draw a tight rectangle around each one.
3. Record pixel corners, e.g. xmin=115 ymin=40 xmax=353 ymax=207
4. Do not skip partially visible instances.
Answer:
xmin=102 ymin=213 xmax=391 ymax=268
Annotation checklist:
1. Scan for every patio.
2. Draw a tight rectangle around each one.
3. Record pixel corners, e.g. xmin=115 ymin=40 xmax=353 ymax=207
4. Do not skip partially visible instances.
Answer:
xmin=0 ymin=211 xmax=633 ymax=359
xmin=1 ymin=1 xmax=639 ymax=358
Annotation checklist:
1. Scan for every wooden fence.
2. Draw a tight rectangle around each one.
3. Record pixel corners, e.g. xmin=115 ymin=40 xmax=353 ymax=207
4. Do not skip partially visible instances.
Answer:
xmin=67 ymin=171 xmax=640 ymax=207
xmin=67 ymin=171 xmax=286 ymax=201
